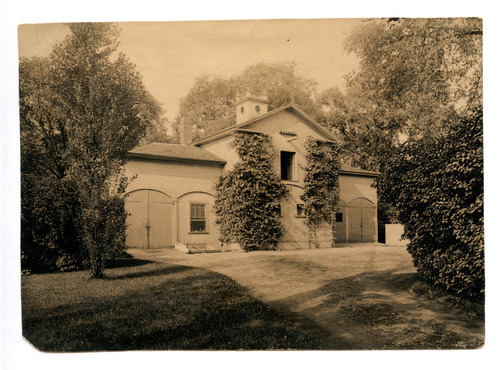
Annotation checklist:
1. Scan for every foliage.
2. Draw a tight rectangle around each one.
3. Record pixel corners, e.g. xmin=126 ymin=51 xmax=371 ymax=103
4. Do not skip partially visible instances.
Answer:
xmin=318 ymin=86 xmax=401 ymax=172
xmin=177 ymin=62 xmax=321 ymax=141
xmin=214 ymin=132 xmax=288 ymax=251
xmin=140 ymin=92 xmax=174 ymax=144
xmin=20 ymin=175 xmax=82 ymax=274
xmin=237 ymin=62 xmax=321 ymax=117
xmin=378 ymin=108 xmax=483 ymax=302
xmin=320 ymin=18 xmax=482 ymax=172
xmin=20 ymin=23 xmax=161 ymax=276
xmin=300 ymin=137 xmax=341 ymax=227
xmin=321 ymin=18 xmax=483 ymax=244
xmin=345 ymin=18 xmax=482 ymax=140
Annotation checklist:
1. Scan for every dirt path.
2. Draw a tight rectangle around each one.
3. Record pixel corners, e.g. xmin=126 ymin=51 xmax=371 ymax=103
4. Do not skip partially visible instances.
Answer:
xmin=128 ymin=245 xmax=484 ymax=349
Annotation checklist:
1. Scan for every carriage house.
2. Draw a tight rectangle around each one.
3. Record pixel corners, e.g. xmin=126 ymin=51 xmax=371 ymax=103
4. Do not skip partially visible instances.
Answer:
xmin=124 ymin=94 xmax=379 ymax=252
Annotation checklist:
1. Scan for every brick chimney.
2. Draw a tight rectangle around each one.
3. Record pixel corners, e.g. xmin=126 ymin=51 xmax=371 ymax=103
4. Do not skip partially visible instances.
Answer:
xmin=235 ymin=92 xmax=268 ymax=124
xmin=179 ymin=114 xmax=193 ymax=145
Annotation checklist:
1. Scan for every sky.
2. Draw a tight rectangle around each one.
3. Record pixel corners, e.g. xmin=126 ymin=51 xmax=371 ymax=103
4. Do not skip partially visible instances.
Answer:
xmin=18 ymin=19 xmax=361 ymax=121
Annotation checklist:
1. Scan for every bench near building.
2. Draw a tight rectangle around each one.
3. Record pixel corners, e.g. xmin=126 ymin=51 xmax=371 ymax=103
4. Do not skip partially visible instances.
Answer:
xmin=124 ymin=95 xmax=379 ymax=251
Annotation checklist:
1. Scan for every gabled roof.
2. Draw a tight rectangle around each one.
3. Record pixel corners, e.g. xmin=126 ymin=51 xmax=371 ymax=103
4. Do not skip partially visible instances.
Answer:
xmin=129 ymin=142 xmax=226 ymax=165
xmin=192 ymin=104 xmax=337 ymax=147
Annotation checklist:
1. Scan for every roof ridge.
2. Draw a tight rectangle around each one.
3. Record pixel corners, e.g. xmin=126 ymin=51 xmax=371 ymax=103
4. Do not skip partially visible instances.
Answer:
xmin=192 ymin=103 xmax=336 ymax=146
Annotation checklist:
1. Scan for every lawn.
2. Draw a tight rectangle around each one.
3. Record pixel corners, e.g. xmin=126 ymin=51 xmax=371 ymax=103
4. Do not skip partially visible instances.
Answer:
xmin=22 ymin=246 xmax=485 ymax=351
xmin=21 ymin=258 xmax=324 ymax=351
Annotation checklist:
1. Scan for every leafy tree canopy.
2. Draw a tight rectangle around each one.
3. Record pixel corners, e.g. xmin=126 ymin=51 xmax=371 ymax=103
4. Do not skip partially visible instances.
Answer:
xmin=320 ymin=18 xmax=482 ymax=171
xmin=177 ymin=62 xmax=321 ymax=141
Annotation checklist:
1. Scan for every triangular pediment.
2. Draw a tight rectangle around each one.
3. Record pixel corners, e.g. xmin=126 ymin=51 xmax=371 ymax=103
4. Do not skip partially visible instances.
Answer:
xmin=193 ymin=104 xmax=337 ymax=146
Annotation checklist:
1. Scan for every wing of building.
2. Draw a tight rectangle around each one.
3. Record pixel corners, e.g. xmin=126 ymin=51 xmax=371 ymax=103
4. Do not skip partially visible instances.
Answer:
xmin=124 ymin=94 xmax=379 ymax=252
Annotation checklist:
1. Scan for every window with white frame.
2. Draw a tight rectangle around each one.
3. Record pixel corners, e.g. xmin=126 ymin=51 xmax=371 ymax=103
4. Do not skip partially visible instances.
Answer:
xmin=190 ymin=204 xmax=207 ymax=233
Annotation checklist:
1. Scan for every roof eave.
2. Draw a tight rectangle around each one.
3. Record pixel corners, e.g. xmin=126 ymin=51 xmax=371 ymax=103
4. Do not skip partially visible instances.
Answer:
xmin=338 ymin=169 xmax=380 ymax=177
xmin=129 ymin=152 xmax=226 ymax=165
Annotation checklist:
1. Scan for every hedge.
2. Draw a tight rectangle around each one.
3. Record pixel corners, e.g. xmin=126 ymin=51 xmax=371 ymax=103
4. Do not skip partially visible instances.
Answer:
xmin=378 ymin=108 xmax=484 ymax=302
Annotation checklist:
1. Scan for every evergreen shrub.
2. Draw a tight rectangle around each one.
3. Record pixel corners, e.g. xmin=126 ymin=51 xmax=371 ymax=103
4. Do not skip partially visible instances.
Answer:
xmin=379 ymin=109 xmax=484 ymax=302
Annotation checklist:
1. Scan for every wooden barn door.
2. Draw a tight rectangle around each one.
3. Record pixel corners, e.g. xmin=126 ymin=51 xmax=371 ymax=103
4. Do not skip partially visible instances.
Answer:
xmin=347 ymin=198 xmax=376 ymax=242
xmin=124 ymin=190 xmax=173 ymax=249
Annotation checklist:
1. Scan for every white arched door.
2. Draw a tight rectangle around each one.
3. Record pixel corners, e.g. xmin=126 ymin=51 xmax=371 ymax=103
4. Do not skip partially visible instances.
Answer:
xmin=124 ymin=190 xmax=173 ymax=249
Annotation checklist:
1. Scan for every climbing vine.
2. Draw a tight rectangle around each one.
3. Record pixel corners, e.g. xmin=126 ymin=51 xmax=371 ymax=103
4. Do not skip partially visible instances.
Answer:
xmin=300 ymin=137 xmax=341 ymax=227
xmin=214 ymin=132 xmax=288 ymax=251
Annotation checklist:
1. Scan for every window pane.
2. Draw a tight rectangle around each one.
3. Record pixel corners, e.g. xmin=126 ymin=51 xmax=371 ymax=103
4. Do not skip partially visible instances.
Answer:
xmin=190 ymin=204 xmax=206 ymax=232
xmin=297 ymin=204 xmax=304 ymax=216
xmin=190 ymin=204 xmax=205 ymax=219
xmin=335 ymin=213 xmax=343 ymax=223
xmin=280 ymin=151 xmax=295 ymax=180
xmin=191 ymin=220 xmax=206 ymax=232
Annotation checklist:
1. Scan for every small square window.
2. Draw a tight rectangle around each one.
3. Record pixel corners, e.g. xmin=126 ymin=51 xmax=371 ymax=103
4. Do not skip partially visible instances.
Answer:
xmin=190 ymin=204 xmax=207 ymax=233
xmin=335 ymin=212 xmax=343 ymax=223
xmin=297 ymin=204 xmax=305 ymax=217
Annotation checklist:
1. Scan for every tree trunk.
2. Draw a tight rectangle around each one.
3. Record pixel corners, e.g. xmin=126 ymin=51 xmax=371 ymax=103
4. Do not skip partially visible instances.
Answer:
xmin=89 ymin=249 xmax=104 ymax=279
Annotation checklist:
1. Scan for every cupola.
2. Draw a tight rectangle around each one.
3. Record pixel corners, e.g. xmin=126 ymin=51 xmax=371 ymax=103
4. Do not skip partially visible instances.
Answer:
xmin=235 ymin=92 xmax=268 ymax=124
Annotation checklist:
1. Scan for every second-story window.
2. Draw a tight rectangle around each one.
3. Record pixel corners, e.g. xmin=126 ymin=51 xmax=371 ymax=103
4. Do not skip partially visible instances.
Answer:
xmin=280 ymin=151 xmax=296 ymax=180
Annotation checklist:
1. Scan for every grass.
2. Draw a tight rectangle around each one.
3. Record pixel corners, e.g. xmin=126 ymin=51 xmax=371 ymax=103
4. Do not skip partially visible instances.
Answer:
xmin=311 ymin=270 xmax=484 ymax=349
xmin=21 ymin=258 xmax=324 ymax=351
xmin=22 ymin=247 xmax=485 ymax=351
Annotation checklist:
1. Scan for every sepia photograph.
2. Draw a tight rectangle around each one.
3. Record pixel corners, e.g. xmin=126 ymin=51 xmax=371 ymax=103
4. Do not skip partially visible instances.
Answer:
xmin=1 ymin=1 xmax=493 ymax=366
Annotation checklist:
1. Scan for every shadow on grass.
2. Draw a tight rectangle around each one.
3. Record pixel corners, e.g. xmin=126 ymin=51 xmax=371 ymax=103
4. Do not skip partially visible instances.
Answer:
xmin=105 ymin=264 xmax=196 ymax=280
xmin=105 ymin=258 xmax=154 ymax=269
xmin=22 ymin=261 xmax=326 ymax=352
xmin=272 ymin=269 xmax=484 ymax=350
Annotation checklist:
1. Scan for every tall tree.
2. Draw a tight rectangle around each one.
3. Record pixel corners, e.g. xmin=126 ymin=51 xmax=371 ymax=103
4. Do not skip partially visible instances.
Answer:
xmin=20 ymin=23 xmax=162 ymax=277
xmin=237 ymin=62 xmax=321 ymax=117
xmin=177 ymin=62 xmax=321 ymax=141
xmin=321 ymin=18 xmax=482 ymax=171
xmin=177 ymin=74 xmax=239 ymax=140
xmin=318 ymin=86 xmax=400 ymax=171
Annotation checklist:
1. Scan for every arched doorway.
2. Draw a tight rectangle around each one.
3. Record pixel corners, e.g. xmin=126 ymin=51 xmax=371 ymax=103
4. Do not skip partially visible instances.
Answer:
xmin=124 ymin=189 xmax=173 ymax=249
xmin=347 ymin=198 xmax=376 ymax=242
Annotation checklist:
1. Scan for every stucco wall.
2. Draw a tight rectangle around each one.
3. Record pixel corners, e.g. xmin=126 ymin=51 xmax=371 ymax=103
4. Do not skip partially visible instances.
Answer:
xmin=385 ymin=224 xmax=409 ymax=246
xmin=339 ymin=174 xmax=377 ymax=205
xmin=199 ymin=136 xmax=239 ymax=172
xmin=125 ymin=109 xmax=379 ymax=249
xmin=125 ymin=158 xmax=222 ymax=199
xmin=176 ymin=192 xmax=221 ymax=248
xmin=278 ymin=184 xmax=308 ymax=249
xmin=124 ymin=158 xmax=223 ymax=249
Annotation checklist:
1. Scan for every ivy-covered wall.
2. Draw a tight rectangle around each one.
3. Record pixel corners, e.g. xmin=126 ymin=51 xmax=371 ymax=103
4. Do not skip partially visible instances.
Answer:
xmin=301 ymin=137 xmax=341 ymax=227
xmin=214 ymin=132 xmax=288 ymax=251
